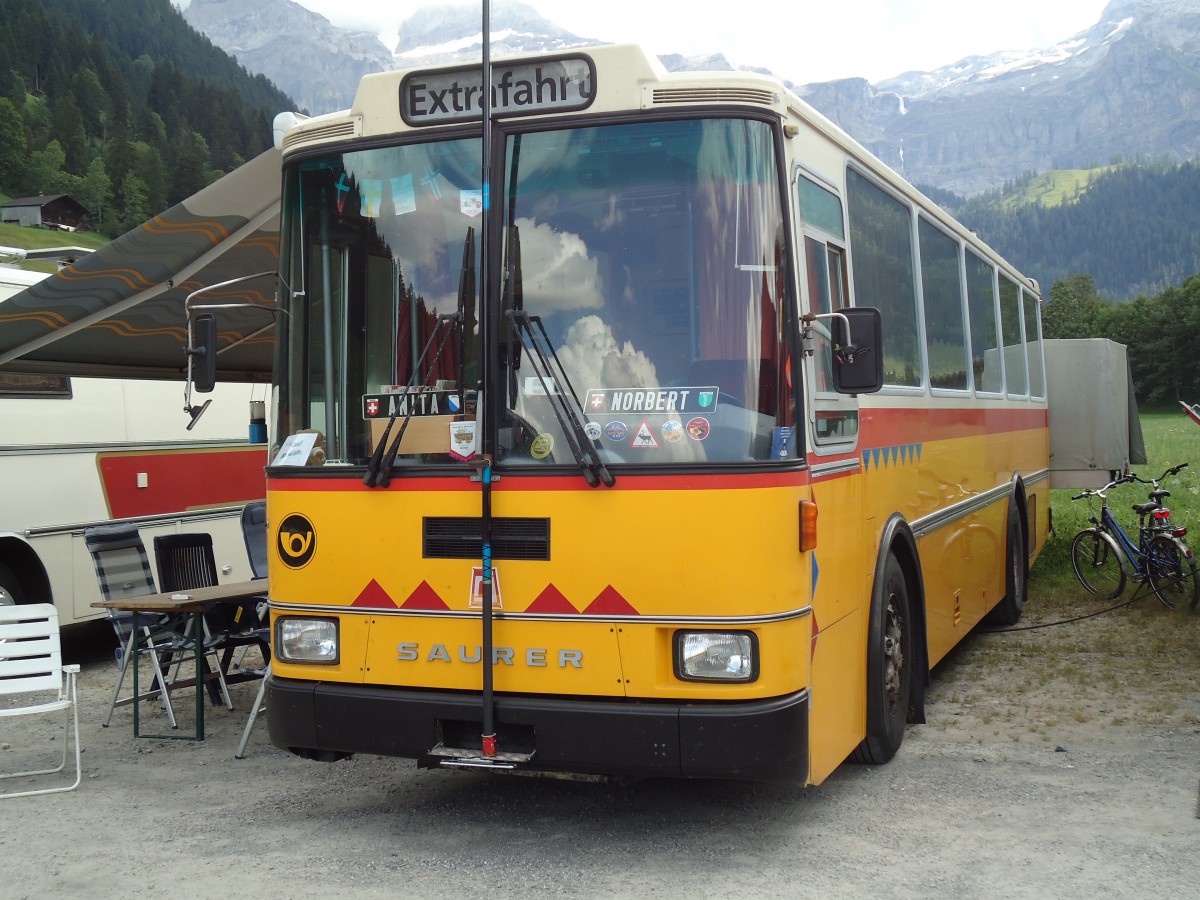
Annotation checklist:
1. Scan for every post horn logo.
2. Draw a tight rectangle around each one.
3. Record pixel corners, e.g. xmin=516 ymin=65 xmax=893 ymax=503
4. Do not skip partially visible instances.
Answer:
xmin=277 ymin=513 xmax=316 ymax=568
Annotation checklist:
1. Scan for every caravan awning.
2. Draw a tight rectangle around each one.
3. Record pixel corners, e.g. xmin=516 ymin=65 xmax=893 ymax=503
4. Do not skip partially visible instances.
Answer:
xmin=0 ymin=148 xmax=281 ymax=382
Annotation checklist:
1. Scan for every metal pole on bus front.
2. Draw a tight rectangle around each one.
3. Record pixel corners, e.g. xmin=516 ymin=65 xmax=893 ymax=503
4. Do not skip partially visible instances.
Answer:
xmin=477 ymin=0 xmax=498 ymax=759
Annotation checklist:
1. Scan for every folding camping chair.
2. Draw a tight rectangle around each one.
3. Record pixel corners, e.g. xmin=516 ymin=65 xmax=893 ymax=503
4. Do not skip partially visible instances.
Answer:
xmin=0 ymin=603 xmax=81 ymax=798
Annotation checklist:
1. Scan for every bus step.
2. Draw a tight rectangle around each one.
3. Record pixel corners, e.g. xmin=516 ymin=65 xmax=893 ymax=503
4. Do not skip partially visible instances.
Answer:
xmin=422 ymin=742 xmax=536 ymax=769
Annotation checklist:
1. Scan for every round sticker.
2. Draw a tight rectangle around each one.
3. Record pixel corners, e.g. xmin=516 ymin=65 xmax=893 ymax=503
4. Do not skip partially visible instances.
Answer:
xmin=584 ymin=421 xmax=602 ymax=441
xmin=686 ymin=417 xmax=711 ymax=441
xmin=530 ymin=432 xmax=555 ymax=459
xmin=661 ymin=419 xmax=683 ymax=443
xmin=604 ymin=421 xmax=628 ymax=441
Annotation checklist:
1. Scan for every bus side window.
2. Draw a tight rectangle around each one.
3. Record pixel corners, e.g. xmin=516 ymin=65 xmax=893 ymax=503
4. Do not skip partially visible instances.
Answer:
xmin=804 ymin=236 xmax=858 ymax=442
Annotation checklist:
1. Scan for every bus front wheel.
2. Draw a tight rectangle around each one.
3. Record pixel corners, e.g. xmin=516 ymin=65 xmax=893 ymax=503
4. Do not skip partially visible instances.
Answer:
xmin=852 ymin=553 xmax=912 ymax=765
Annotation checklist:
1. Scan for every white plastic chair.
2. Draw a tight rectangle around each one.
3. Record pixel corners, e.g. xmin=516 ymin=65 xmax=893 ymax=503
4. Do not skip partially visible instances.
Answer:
xmin=0 ymin=603 xmax=82 ymax=799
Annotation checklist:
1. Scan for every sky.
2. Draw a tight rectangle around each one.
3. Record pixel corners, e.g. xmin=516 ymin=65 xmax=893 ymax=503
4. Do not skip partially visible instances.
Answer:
xmin=286 ymin=0 xmax=1114 ymax=84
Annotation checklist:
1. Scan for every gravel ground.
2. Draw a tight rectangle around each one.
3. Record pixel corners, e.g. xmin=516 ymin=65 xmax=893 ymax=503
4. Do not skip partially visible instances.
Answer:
xmin=1 ymin=612 xmax=1197 ymax=899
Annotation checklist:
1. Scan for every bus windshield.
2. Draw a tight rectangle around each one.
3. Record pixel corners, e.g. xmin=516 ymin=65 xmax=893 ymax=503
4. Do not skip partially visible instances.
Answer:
xmin=274 ymin=116 xmax=791 ymax=469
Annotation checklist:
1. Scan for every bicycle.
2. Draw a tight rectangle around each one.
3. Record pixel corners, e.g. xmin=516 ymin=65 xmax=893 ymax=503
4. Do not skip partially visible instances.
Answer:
xmin=1069 ymin=464 xmax=1198 ymax=609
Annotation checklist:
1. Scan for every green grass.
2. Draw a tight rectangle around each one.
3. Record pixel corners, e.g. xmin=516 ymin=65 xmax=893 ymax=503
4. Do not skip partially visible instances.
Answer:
xmin=998 ymin=166 xmax=1117 ymax=210
xmin=931 ymin=406 xmax=1200 ymax=736
xmin=1034 ymin=405 xmax=1200 ymax=589
xmin=0 ymin=222 xmax=109 ymax=273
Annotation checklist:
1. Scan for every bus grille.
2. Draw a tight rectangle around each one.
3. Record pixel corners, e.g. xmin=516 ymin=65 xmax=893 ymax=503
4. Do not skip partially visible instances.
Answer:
xmin=650 ymin=87 xmax=779 ymax=107
xmin=282 ymin=119 xmax=361 ymax=153
xmin=422 ymin=517 xmax=550 ymax=560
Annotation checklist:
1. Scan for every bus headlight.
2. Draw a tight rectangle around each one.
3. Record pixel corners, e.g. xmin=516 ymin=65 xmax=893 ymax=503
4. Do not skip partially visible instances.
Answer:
xmin=275 ymin=616 xmax=339 ymax=664
xmin=674 ymin=631 xmax=757 ymax=683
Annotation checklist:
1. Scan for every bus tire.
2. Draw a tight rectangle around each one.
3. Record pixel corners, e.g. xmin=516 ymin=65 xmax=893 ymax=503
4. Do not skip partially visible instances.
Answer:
xmin=852 ymin=552 xmax=912 ymax=765
xmin=983 ymin=501 xmax=1027 ymax=627
xmin=0 ymin=560 xmax=25 ymax=606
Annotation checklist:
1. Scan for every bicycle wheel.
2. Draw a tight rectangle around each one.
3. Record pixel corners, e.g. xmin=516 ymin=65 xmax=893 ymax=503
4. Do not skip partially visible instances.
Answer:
xmin=1070 ymin=528 xmax=1126 ymax=600
xmin=1145 ymin=534 xmax=1199 ymax=610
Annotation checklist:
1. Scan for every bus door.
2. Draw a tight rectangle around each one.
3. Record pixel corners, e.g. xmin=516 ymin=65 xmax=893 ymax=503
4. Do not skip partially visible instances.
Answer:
xmin=795 ymin=172 xmax=860 ymax=461
xmin=795 ymin=172 xmax=868 ymax=772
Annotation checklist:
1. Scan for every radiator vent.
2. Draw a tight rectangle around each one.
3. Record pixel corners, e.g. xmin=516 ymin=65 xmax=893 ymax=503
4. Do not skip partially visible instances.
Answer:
xmin=650 ymin=87 xmax=779 ymax=108
xmin=282 ymin=119 xmax=360 ymax=153
xmin=423 ymin=517 xmax=550 ymax=560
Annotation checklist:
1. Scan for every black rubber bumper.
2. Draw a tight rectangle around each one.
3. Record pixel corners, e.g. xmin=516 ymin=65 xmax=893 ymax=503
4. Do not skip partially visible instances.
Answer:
xmin=267 ymin=677 xmax=809 ymax=781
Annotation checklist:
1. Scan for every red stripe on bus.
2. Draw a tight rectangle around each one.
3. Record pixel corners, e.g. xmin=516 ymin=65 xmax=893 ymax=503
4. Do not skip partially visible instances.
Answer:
xmin=860 ymin=406 xmax=1047 ymax=444
xmin=268 ymin=470 xmax=808 ymax=493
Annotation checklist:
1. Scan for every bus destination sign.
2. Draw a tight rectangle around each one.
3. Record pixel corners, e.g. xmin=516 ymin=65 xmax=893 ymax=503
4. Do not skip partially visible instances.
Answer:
xmin=400 ymin=55 xmax=595 ymax=126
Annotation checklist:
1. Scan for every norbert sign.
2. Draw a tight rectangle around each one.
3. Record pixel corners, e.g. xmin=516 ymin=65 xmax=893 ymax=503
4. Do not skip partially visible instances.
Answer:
xmin=400 ymin=54 xmax=595 ymax=126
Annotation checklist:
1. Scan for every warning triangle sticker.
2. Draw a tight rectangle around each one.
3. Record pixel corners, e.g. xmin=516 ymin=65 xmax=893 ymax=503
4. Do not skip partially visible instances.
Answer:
xmin=525 ymin=584 xmax=578 ymax=614
xmin=400 ymin=580 xmax=450 ymax=611
xmin=630 ymin=420 xmax=658 ymax=449
xmin=351 ymin=578 xmax=397 ymax=608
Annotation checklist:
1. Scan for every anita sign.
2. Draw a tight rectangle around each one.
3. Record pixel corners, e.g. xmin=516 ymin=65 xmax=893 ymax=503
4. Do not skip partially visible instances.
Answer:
xmin=401 ymin=54 xmax=595 ymax=125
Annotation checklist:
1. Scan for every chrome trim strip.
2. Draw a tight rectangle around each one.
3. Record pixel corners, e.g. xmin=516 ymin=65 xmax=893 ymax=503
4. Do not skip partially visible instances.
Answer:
xmin=910 ymin=482 xmax=1011 ymax=539
xmin=26 ymin=505 xmax=246 ymax=538
xmin=809 ymin=458 xmax=861 ymax=478
xmin=1024 ymin=467 xmax=1051 ymax=486
xmin=270 ymin=601 xmax=814 ymax=627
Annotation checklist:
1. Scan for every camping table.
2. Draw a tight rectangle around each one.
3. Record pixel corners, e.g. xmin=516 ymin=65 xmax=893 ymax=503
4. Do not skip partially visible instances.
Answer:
xmin=93 ymin=581 xmax=267 ymax=740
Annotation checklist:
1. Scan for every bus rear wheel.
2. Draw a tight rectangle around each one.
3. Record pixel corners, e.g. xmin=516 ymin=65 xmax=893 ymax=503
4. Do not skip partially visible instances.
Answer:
xmin=984 ymin=501 xmax=1028 ymax=626
xmin=0 ymin=561 xmax=24 ymax=606
xmin=852 ymin=553 xmax=912 ymax=765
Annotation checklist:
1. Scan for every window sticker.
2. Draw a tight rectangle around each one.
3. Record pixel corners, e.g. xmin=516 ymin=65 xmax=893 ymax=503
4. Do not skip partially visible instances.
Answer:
xmin=603 ymin=421 xmax=628 ymax=442
xmin=392 ymin=174 xmax=416 ymax=215
xmin=685 ymin=417 xmax=710 ymax=441
xmin=531 ymin=433 xmax=555 ymax=459
xmin=361 ymin=179 xmax=383 ymax=217
xmin=660 ymin=419 xmax=684 ymax=443
xmin=630 ymin=421 xmax=659 ymax=449
xmin=460 ymin=189 xmax=483 ymax=218
xmin=450 ymin=420 xmax=477 ymax=462
xmin=586 ymin=387 xmax=719 ymax=415
xmin=362 ymin=391 xmax=459 ymax=419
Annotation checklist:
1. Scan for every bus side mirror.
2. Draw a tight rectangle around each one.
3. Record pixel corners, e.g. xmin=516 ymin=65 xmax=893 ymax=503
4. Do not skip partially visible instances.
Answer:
xmin=831 ymin=307 xmax=884 ymax=394
xmin=188 ymin=313 xmax=218 ymax=394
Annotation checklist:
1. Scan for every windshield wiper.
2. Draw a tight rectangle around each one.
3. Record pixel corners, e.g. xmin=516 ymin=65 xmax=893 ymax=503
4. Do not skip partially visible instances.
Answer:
xmin=363 ymin=229 xmax=475 ymax=488
xmin=506 ymin=308 xmax=615 ymax=488
xmin=362 ymin=313 xmax=459 ymax=488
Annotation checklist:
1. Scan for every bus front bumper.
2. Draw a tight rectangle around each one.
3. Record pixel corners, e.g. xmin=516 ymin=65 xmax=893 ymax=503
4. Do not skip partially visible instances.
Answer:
xmin=267 ymin=676 xmax=809 ymax=781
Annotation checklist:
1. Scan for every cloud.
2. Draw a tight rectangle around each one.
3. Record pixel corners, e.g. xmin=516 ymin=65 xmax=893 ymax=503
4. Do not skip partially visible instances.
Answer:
xmin=515 ymin=216 xmax=605 ymax=312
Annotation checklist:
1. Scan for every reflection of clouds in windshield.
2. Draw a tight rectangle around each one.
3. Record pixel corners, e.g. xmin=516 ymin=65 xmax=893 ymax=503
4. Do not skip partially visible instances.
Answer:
xmin=516 ymin=217 xmax=604 ymax=312
xmin=556 ymin=315 xmax=658 ymax=391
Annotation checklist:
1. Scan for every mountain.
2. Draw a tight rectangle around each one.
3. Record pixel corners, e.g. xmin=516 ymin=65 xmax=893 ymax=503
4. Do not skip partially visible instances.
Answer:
xmin=179 ymin=0 xmax=745 ymax=116
xmin=391 ymin=1 xmax=594 ymax=67
xmin=180 ymin=0 xmax=394 ymax=114
xmin=796 ymin=0 xmax=1200 ymax=194
xmin=178 ymin=0 xmax=1200 ymax=199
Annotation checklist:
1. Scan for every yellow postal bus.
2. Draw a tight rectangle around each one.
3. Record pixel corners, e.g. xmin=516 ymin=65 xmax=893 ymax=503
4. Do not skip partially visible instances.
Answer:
xmin=263 ymin=45 xmax=1048 ymax=783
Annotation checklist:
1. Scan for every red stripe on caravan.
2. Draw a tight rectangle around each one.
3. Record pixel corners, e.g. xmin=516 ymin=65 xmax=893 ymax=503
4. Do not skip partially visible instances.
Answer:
xmin=100 ymin=447 xmax=266 ymax=518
